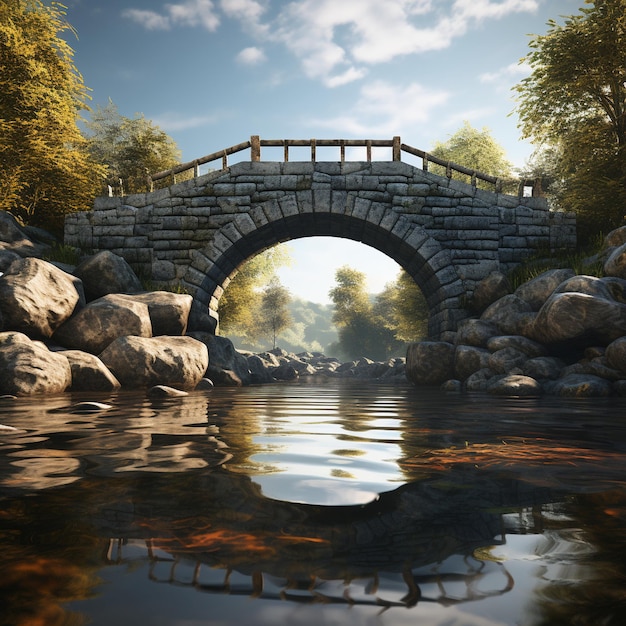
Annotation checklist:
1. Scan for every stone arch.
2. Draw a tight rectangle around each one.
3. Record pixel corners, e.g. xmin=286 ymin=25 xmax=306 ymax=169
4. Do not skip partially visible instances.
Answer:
xmin=184 ymin=195 xmax=467 ymax=338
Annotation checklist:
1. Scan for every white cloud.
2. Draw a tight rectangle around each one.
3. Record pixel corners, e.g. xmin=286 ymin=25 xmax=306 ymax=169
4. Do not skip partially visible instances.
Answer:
xmin=314 ymin=80 xmax=450 ymax=136
xmin=220 ymin=0 xmax=265 ymax=26
xmin=122 ymin=9 xmax=171 ymax=30
xmin=268 ymin=0 xmax=539 ymax=87
xmin=123 ymin=0 xmax=540 ymax=87
xmin=480 ymin=61 xmax=532 ymax=83
xmin=123 ymin=0 xmax=220 ymax=32
xmin=236 ymin=46 xmax=266 ymax=65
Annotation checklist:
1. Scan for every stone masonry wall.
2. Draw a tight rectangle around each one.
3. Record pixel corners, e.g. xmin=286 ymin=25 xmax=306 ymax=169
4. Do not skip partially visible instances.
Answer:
xmin=65 ymin=160 xmax=576 ymax=334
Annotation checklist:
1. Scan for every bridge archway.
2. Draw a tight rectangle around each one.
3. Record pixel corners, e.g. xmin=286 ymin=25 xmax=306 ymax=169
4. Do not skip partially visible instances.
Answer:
xmin=184 ymin=196 xmax=466 ymax=338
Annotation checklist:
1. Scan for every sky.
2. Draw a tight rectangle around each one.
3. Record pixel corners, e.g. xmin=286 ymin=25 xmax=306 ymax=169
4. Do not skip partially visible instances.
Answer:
xmin=63 ymin=0 xmax=581 ymax=304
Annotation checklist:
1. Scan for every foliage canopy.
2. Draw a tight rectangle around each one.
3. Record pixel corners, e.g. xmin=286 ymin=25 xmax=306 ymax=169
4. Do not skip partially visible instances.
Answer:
xmin=0 ymin=0 xmax=104 ymax=232
xmin=429 ymin=121 xmax=513 ymax=188
xmin=514 ymin=0 xmax=626 ymax=241
xmin=84 ymin=100 xmax=182 ymax=195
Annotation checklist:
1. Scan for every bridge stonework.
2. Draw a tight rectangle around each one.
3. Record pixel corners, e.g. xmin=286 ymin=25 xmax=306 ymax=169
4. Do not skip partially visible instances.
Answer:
xmin=64 ymin=160 xmax=576 ymax=338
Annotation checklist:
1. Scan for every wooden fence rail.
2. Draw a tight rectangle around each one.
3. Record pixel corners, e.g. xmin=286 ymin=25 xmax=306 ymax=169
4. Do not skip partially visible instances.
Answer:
xmin=148 ymin=135 xmax=539 ymax=197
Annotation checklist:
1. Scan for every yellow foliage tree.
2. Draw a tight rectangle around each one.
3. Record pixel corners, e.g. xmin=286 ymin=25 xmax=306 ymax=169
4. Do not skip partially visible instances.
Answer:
xmin=0 ymin=0 xmax=105 ymax=233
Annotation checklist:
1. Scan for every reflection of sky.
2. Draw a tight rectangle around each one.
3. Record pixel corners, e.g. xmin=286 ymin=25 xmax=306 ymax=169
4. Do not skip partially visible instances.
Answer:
xmin=238 ymin=394 xmax=407 ymax=505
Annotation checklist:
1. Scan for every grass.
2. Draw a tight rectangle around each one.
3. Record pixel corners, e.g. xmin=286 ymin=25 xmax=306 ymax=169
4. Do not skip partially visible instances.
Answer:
xmin=43 ymin=243 xmax=84 ymax=266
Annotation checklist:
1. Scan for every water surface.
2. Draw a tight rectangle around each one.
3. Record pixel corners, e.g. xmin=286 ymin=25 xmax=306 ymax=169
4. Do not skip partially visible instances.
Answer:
xmin=1 ymin=381 xmax=625 ymax=625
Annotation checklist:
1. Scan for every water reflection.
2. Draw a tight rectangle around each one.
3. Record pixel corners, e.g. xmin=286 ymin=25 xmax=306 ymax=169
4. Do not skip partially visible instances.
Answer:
xmin=1 ymin=382 xmax=626 ymax=625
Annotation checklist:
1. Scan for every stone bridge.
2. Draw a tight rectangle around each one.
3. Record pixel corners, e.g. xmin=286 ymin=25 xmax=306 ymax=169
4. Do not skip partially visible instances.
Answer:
xmin=64 ymin=137 xmax=576 ymax=338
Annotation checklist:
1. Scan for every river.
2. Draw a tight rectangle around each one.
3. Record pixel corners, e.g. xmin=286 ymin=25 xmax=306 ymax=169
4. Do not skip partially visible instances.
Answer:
xmin=0 ymin=380 xmax=625 ymax=625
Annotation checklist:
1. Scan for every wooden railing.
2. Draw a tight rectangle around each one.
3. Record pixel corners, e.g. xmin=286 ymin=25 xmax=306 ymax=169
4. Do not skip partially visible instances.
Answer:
xmin=149 ymin=135 xmax=539 ymax=197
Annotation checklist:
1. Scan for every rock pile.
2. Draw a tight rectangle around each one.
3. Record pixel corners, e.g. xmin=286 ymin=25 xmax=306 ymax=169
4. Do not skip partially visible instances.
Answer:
xmin=0 ymin=211 xmax=405 ymax=396
xmin=406 ymin=226 xmax=626 ymax=397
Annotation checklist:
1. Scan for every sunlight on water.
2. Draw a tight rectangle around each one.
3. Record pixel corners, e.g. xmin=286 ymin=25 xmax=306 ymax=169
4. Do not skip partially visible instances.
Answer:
xmin=1 ymin=381 xmax=626 ymax=626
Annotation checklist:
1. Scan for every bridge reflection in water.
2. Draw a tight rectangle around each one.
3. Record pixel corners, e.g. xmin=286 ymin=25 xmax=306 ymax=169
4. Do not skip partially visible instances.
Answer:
xmin=91 ymin=465 xmax=547 ymax=613
xmin=1 ymin=384 xmax=626 ymax=625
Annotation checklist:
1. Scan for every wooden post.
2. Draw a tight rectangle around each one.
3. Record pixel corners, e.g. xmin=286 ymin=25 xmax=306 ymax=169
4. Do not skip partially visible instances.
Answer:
xmin=251 ymin=135 xmax=261 ymax=161
xmin=423 ymin=154 xmax=429 ymax=172
xmin=310 ymin=138 xmax=316 ymax=162
xmin=392 ymin=136 xmax=401 ymax=161
xmin=340 ymin=139 xmax=345 ymax=162
xmin=284 ymin=142 xmax=289 ymax=162
xmin=366 ymin=140 xmax=372 ymax=162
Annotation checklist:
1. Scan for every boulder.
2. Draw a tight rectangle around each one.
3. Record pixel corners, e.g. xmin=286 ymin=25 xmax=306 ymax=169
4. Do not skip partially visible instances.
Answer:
xmin=554 ymin=275 xmax=614 ymax=298
xmin=74 ymin=251 xmax=143 ymax=301
xmin=454 ymin=345 xmax=490 ymax=380
xmin=0 ymin=332 xmax=71 ymax=396
xmin=488 ymin=347 xmax=529 ymax=374
xmin=0 ymin=250 xmax=21 ymax=272
xmin=604 ymin=243 xmax=626 ymax=279
xmin=206 ymin=366 xmax=242 ymax=386
xmin=514 ymin=268 xmax=575 ymax=310
xmin=63 ymin=350 xmax=121 ymax=391
xmin=603 ymin=277 xmax=626 ymax=304
xmin=486 ymin=374 xmax=542 ymax=396
xmin=406 ymin=341 xmax=455 ymax=386
xmin=272 ymin=362 xmax=299 ymax=380
xmin=531 ymin=291 xmax=626 ymax=345
xmin=481 ymin=295 xmax=534 ymax=335
xmin=606 ymin=337 xmax=626 ymax=374
xmin=470 ymin=272 xmax=511 ymax=313
xmin=188 ymin=332 xmax=251 ymax=385
xmin=0 ymin=211 xmax=48 ymax=257
xmin=0 ymin=257 xmax=80 ymax=338
xmin=546 ymin=374 xmax=613 ymax=397
xmin=53 ymin=294 xmax=152 ymax=354
xmin=147 ymin=385 xmax=189 ymax=398
xmin=117 ymin=291 xmax=192 ymax=335
xmin=454 ymin=319 xmax=498 ymax=348
xmin=100 ymin=335 xmax=208 ymax=389
xmin=247 ymin=354 xmax=276 ymax=384
xmin=605 ymin=226 xmax=626 ymax=248
xmin=486 ymin=335 xmax=547 ymax=358
xmin=521 ymin=356 xmax=565 ymax=381
xmin=464 ymin=368 xmax=499 ymax=392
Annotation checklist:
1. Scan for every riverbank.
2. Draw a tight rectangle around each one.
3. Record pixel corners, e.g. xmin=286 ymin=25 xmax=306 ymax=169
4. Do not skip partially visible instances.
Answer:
xmin=2 ymin=209 xmax=626 ymax=397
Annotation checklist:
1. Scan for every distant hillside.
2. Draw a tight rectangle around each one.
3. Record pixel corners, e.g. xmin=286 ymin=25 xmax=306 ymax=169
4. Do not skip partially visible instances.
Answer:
xmin=227 ymin=298 xmax=338 ymax=355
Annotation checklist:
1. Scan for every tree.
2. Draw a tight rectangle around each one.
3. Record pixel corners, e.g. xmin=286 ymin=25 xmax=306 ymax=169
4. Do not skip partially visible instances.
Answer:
xmin=84 ymin=100 xmax=182 ymax=195
xmin=328 ymin=265 xmax=403 ymax=361
xmin=376 ymin=270 xmax=428 ymax=342
xmin=0 ymin=0 xmax=105 ymax=232
xmin=514 ymin=0 xmax=626 ymax=242
xmin=429 ymin=121 xmax=513 ymax=188
xmin=218 ymin=245 xmax=292 ymax=339
xmin=259 ymin=277 xmax=292 ymax=349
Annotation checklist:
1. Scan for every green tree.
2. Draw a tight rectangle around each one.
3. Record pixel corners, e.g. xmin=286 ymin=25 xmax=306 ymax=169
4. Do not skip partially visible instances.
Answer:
xmin=514 ymin=0 xmax=626 ymax=242
xmin=328 ymin=265 xmax=403 ymax=361
xmin=259 ymin=277 xmax=292 ymax=349
xmin=376 ymin=270 xmax=428 ymax=342
xmin=84 ymin=100 xmax=182 ymax=195
xmin=430 ymin=121 xmax=513 ymax=188
xmin=0 ymin=0 xmax=105 ymax=232
xmin=219 ymin=245 xmax=292 ymax=339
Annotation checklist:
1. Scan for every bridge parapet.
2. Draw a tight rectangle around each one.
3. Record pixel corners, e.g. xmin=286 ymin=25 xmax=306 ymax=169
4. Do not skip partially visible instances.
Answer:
xmin=65 ymin=151 xmax=576 ymax=339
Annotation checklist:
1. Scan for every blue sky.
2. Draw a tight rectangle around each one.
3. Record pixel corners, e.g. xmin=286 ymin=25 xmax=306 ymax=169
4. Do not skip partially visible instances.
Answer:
xmin=64 ymin=0 xmax=581 ymax=303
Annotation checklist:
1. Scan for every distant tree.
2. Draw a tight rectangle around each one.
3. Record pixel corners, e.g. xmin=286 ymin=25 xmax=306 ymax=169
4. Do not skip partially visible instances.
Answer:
xmin=219 ymin=246 xmax=292 ymax=339
xmin=328 ymin=265 xmax=402 ymax=361
xmin=84 ymin=100 xmax=182 ymax=194
xmin=514 ymin=0 xmax=626 ymax=242
xmin=430 ymin=121 xmax=513 ymax=188
xmin=376 ymin=271 xmax=428 ymax=342
xmin=259 ymin=277 xmax=292 ymax=349
xmin=0 ymin=0 xmax=105 ymax=232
